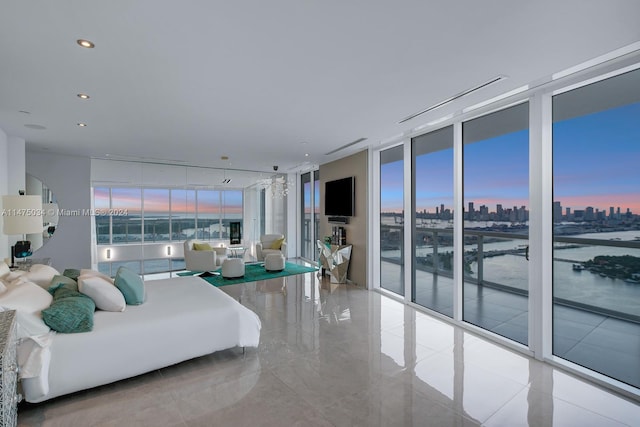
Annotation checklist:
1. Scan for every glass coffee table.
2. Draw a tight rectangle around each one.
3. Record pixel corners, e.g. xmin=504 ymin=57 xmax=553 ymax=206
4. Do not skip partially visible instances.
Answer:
xmin=228 ymin=246 xmax=247 ymax=259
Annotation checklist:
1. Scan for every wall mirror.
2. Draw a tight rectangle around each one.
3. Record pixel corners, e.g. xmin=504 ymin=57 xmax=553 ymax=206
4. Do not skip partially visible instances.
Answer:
xmin=25 ymin=173 xmax=58 ymax=253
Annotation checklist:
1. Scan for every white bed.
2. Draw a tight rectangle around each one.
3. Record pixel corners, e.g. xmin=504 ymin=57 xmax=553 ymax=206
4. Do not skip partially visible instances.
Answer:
xmin=20 ymin=276 xmax=261 ymax=403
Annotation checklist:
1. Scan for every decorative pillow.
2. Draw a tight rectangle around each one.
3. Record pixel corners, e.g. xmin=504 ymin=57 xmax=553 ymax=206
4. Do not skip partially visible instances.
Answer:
xmin=63 ymin=268 xmax=82 ymax=281
xmin=48 ymin=275 xmax=79 ymax=294
xmin=270 ymin=237 xmax=285 ymax=250
xmin=0 ymin=280 xmax=53 ymax=313
xmin=192 ymin=242 xmax=213 ymax=251
xmin=18 ymin=264 xmax=61 ymax=289
xmin=0 ymin=261 xmax=9 ymax=279
xmin=78 ymin=275 xmax=125 ymax=312
xmin=114 ymin=267 xmax=145 ymax=305
xmin=4 ymin=270 xmax=25 ymax=282
xmin=80 ymin=269 xmax=114 ymax=284
xmin=42 ymin=287 xmax=95 ymax=333
xmin=0 ymin=281 xmax=53 ymax=338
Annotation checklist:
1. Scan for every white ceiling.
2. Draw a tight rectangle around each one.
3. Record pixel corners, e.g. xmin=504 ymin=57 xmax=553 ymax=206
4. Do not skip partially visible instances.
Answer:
xmin=1 ymin=1 xmax=639 ymax=174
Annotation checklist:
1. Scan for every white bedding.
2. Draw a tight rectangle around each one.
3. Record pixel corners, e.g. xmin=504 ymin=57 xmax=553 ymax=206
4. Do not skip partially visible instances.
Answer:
xmin=21 ymin=276 xmax=261 ymax=403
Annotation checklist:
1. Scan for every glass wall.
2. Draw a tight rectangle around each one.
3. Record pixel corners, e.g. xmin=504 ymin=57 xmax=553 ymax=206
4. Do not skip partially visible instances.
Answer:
xmin=463 ymin=102 xmax=529 ymax=345
xmin=170 ymin=189 xmax=196 ymax=241
xmin=301 ymin=172 xmax=312 ymax=259
xmin=412 ymin=126 xmax=454 ymax=316
xmin=94 ymin=187 xmax=111 ymax=244
xmin=96 ymin=187 xmax=245 ymax=275
xmin=111 ymin=188 xmax=142 ymax=243
xmin=313 ymin=170 xmax=320 ymax=261
xmin=300 ymin=170 xmax=320 ymax=261
xmin=552 ymin=68 xmax=640 ymax=388
xmin=143 ymin=189 xmax=170 ymax=242
xmin=196 ymin=190 xmax=220 ymax=239
xmin=380 ymin=145 xmax=404 ymax=295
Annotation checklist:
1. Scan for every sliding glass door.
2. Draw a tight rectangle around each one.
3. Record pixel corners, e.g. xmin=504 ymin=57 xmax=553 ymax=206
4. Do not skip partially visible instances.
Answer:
xmin=552 ymin=68 xmax=640 ymax=388
xmin=412 ymin=126 xmax=454 ymax=316
xmin=301 ymin=170 xmax=320 ymax=261
xmin=380 ymin=145 xmax=404 ymax=295
xmin=462 ymin=102 xmax=529 ymax=345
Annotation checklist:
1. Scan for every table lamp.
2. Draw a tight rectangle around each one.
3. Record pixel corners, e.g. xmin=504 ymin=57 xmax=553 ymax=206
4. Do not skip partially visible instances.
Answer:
xmin=2 ymin=195 xmax=43 ymax=268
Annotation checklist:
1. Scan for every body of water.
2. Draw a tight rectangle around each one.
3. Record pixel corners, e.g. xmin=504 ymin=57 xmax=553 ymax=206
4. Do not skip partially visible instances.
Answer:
xmin=381 ymin=224 xmax=640 ymax=318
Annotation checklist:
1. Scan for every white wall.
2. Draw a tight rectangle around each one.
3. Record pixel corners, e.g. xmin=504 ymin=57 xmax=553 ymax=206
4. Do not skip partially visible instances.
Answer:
xmin=0 ymin=128 xmax=8 ymax=262
xmin=26 ymin=151 xmax=92 ymax=271
xmin=0 ymin=129 xmax=26 ymax=263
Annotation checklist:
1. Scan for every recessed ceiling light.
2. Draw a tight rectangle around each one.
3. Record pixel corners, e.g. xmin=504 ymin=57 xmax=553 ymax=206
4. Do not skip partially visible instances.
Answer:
xmin=77 ymin=123 xmax=87 ymax=127
xmin=77 ymin=39 xmax=95 ymax=48
xmin=77 ymin=93 xmax=90 ymax=99
xmin=221 ymin=156 xmax=229 ymax=160
xmin=305 ymin=153 xmax=309 ymax=157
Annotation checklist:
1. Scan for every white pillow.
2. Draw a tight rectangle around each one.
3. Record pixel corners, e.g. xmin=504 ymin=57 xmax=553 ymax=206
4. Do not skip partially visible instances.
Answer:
xmin=80 ymin=269 xmax=114 ymax=284
xmin=21 ymin=265 xmax=61 ymax=289
xmin=78 ymin=275 xmax=125 ymax=312
xmin=13 ymin=310 xmax=51 ymax=338
xmin=0 ymin=261 xmax=9 ymax=279
xmin=5 ymin=270 xmax=26 ymax=282
xmin=0 ymin=281 xmax=53 ymax=313
xmin=0 ymin=281 xmax=52 ymax=338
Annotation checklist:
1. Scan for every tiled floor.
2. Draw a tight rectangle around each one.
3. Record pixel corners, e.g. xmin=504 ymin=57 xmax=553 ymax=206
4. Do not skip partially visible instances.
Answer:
xmin=382 ymin=261 xmax=640 ymax=388
xmin=18 ymin=265 xmax=640 ymax=426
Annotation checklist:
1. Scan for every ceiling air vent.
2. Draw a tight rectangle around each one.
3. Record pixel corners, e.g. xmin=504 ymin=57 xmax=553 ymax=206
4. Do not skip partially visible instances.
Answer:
xmin=325 ymin=137 xmax=368 ymax=156
xmin=398 ymin=75 xmax=507 ymax=124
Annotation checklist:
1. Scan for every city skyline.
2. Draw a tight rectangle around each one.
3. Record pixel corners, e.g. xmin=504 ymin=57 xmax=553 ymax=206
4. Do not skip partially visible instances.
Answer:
xmin=381 ymin=102 xmax=640 ymax=213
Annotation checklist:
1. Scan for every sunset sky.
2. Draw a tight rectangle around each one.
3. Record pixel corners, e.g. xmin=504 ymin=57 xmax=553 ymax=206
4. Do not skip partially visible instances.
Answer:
xmin=381 ymin=102 xmax=639 ymax=215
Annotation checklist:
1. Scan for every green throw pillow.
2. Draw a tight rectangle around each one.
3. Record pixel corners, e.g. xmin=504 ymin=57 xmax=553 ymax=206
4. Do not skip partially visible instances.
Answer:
xmin=192 ymin=242 xmax=213 ymax=251
xmin=63 ymin=268 xmax=82 ymax=281
xmin=42 ymin=288 xmax=95 ymax=333
xmin=49 ymin=274 xmax=79 ymax=294
xmin=114 ymin=266 xmax=145 ymax=305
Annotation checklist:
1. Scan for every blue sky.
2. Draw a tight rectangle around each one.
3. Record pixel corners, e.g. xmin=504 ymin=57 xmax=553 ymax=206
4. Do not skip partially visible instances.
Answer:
xmin=381 ymin=102 xmax=640 ymax=214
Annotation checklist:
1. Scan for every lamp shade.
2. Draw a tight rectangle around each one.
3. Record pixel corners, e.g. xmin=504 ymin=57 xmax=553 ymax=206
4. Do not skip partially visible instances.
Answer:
xmin=2 ymin=195 xmax=44 ymax=235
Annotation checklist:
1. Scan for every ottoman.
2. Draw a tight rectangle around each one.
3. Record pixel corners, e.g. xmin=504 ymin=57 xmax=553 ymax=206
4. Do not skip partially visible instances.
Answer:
xmin=264 ymin=253 xmax=285 ymax=272
xmin=221 ymin=258 xmax=245 ymax=279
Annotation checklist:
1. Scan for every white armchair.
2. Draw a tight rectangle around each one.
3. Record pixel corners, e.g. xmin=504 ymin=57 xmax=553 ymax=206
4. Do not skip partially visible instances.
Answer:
xmin=255 ymin=234 xmax=287 ymax=261
xmin=183 ymin=240 xmax=228 ymax=272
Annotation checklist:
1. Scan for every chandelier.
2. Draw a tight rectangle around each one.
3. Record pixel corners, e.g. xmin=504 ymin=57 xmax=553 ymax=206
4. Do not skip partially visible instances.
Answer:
xmin=256 ymin=175 xmax=293 ymax=198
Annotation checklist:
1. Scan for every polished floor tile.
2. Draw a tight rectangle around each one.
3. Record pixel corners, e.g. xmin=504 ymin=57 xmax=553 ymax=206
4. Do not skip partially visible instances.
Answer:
xmin=18 ymin=265 xmax=640 ymax=426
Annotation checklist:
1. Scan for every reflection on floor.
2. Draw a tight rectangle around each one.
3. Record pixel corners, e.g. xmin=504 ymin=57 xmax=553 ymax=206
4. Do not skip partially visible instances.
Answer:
xmin=18 ymin=263 xmax=639 ymax=426
xmin=383 ymin=261 xmax=640 ymax=388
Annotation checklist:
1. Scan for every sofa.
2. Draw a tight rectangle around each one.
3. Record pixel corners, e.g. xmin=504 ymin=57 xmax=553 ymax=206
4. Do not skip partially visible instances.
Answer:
xmin=255 ymin=234 xmax=287 ymax=261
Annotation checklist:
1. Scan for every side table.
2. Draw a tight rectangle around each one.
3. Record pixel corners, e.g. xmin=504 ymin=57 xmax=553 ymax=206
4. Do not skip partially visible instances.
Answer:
xmin=317 ymin=240 xmax=352 ymax=284
xmin=0 ymin=310 xmax=18 ymax=427
xmin=12 ymin=257 xmax=51 ymax=271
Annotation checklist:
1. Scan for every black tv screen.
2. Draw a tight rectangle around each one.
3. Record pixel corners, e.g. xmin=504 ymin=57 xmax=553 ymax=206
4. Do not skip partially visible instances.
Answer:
xmin=324 ymin=177 xmax=354 ymax=217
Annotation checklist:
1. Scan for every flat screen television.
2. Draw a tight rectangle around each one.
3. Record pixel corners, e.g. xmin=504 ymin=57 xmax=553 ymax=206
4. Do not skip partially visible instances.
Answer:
xmin=324 ymin=177 xmax=355 ymax=217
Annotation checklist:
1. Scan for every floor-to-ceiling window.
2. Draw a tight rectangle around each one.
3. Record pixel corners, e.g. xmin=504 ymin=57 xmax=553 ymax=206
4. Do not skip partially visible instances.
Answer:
xmin=552 ymin=68 xmax=640 ymax=388
xmin=300 ymin=170 xmax=320 ymax=261
xmin=96 ymin=187 xmax=245 ymax=276
xmin=463 ymin=102 xmax=529 ymax=345
xmin=196 ymin=190 xmax=220 ymax=239
xmin=412 ymin=126 xmax=454 ymax=316
xmin=380 ymin=145 xmax=404 ymax=295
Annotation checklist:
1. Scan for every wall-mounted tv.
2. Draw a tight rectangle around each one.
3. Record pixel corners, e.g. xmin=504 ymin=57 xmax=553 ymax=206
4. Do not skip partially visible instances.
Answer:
xmin=324 ymin=176 xmax=355 ymax=217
